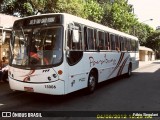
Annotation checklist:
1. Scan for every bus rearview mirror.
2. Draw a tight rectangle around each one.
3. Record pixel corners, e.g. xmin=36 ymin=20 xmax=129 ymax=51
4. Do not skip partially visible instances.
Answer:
xmin=73 ymin=30 xmax=79 ymax=43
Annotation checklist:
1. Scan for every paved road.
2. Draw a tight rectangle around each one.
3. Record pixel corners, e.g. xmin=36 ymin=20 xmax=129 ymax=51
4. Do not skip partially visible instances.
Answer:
xmin=0 ymin=61 xmax=160 ymax=120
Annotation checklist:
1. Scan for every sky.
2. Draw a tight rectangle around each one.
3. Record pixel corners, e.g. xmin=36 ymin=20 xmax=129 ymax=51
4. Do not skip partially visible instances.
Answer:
xmin=128 ymin=0 xmax=160 ymax=29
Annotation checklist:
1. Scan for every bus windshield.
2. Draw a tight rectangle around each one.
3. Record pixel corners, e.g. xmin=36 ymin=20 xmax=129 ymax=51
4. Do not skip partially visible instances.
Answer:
xmin=10 ymin=26 xmax=63 ymax=67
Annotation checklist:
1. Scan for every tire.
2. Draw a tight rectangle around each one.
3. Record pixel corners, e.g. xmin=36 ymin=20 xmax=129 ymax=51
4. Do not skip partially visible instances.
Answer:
xmin=86 ymin=72 xmax=97 ymax=94
xmin=126 ymin=64 xmax=132 ymax=77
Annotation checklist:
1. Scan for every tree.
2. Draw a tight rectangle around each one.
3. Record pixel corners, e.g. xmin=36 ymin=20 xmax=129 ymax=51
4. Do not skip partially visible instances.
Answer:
xmin=98 ymin=0 xmax=155 ymax=46
xmin=146 ymin=31 xmax=160 ymax=50
xmin=134 ymin=23 xmax=154 ymax=45
xmin=100 ymin=0 xmax=137 ymax=33
xmin=1 ymin=0 xmax=33 ymax=16
xmin=145 ymin=31 xmax=160 ymax=59
xmin=0 ymin=0 xmax=56 ymax=16
xmin=30 ymin=0 xmax=58 ymax=14
xmin=84 ymin=0 xmax=104 ymax=23
xmin=55 ymin=0 xmax=85 ymax=18
xmin=0 ymin=0 xmax=103 ymax=22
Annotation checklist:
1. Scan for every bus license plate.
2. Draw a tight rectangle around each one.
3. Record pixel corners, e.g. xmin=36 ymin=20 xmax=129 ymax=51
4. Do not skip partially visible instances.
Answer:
xmin=24 ymin=87 xmax=34 ymax=92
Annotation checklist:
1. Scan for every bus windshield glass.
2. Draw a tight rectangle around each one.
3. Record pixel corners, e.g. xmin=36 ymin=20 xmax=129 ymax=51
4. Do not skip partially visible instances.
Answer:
xmin=10 ymin=26 xmax=63 ymax=67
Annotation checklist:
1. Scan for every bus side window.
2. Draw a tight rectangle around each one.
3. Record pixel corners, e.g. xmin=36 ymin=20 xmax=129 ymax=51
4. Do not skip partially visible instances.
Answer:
xmin=119 ymin=37 xmax=124 ymax=51
xmin=67 ymin=23 xmax=83 ymax=51
xmin=105 ymin=32 xmax=110 ymax=50
xmin=74 ymin=23 xmax=83 ymax=50
xmin=110 ymin=34 xmax=115 ymax=50
xmin=131 ymin=40 xmax=135 ymax=52
xmin=115 ymin=35 xmax=120 ymax=51
xmin=87 ymin=28 xmax=94 ymax=50
xmin=78 ymin=29 xmax=83 ymax=50
xmin=67 ymin=29 xmax=73 ymax=50
xmin=124 ymin=38 xmax=127 ymax=51
xmin=94 ymin=29 xmax=97 ymax=50
xmin=84 ymin=26 xmax=88 ymax=50
xmin=98 ymin=31 xmax=105 ymax=50
xmin=135 ymin=41 xmax=139 ymax=51
xmin=119 ymin=36 xmax=122 ymax=51
xmin=70 ymin=23 xmax=82 ymax=50
xmin=127 ymin=39 xmax=131 ymax=51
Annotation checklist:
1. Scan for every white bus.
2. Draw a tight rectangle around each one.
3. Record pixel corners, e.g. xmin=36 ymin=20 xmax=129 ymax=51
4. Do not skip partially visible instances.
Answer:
xmin=9 ymin=13 xmax=139 ymax=95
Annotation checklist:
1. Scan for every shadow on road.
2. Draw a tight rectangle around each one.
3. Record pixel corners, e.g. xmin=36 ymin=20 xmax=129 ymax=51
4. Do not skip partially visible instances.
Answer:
xmin=0 ymin=73 xmax=141 ymax=111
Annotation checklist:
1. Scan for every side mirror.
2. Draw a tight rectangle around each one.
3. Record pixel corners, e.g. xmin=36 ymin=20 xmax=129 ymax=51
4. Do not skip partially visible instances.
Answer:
xmin=72 ymin=30 xmax=79 ymax=43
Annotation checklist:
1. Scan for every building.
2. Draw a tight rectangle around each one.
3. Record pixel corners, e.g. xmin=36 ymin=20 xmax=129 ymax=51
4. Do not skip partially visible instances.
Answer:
xmin=0 ymin=14 xmax=19 ymax=64
xmin=139 ymin=46 xmax=155 ymax=61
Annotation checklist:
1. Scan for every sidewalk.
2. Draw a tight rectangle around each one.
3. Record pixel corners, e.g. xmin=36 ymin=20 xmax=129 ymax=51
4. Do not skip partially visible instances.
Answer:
xmin=139 ymin=60 xmax=160 ymax=68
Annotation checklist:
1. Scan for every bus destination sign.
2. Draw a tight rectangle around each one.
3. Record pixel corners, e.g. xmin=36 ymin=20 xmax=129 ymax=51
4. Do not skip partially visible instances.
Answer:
xmin=14 ymin=15 xmax=62 ymax=28
xmin=29 ymin=17 xmax=56 ymax=25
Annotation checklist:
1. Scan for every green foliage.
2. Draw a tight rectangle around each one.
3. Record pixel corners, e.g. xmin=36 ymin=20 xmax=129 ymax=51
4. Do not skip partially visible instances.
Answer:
xmin=134 ymin=23 xmax=154 ymax=45
xmin=55 ymin=0 xmax=103 ymax=23
xmin=84 ymin=0 xmax=104 ymax=23
xmin=23 ymin=2 xmax=33 ymax=14
xmin=1 ymin=0 xmax=33 ymax=16
xmin=30 ymin=0 xmax=58 ymax=13
xmin=101 ymin=0 xmax=137 ymax=34
xmin=56 ymin=0 xmax=85 ymax=17
xmin=1 ymin=0 xmax=56 ymax=16
xmin=145 ymin=31 xmax=160 ymax=51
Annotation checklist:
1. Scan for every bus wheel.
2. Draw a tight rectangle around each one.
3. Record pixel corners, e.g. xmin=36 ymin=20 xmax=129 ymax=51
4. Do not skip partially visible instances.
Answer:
xmin=87 ymin=72 xmax=97 ymax=94
xmin=127 ymin=64 xmax=132 ymax=77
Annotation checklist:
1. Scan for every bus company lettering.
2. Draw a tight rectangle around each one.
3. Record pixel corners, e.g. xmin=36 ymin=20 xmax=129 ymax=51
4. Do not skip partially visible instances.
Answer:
xmin=89 ymin=54 xmax=116 ymax=67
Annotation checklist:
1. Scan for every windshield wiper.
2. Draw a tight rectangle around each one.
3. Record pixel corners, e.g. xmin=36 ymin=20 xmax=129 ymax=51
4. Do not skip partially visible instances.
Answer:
xmin=20 ymin=26 xmax=27 ymax=45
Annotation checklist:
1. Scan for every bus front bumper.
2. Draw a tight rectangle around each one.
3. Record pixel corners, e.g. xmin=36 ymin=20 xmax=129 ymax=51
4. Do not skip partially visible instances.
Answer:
xmin=9 ymin=78 xmax=65 ymax=95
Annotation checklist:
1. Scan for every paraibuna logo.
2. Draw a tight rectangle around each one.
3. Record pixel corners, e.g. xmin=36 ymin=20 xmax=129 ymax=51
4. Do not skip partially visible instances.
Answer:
xmin=89 ymin=54 xmax=117 ymax=67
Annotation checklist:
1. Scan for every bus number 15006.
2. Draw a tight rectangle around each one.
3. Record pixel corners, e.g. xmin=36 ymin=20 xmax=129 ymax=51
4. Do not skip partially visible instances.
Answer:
xmin=45 ymin=85 xmax=56 ymax=89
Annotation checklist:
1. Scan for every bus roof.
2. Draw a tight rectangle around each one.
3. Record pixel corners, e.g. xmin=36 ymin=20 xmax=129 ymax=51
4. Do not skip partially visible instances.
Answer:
xmin=14 ymin=13 xmax=138 ymax=41
xmin=62 ymin=13 xmax=138 ymax=41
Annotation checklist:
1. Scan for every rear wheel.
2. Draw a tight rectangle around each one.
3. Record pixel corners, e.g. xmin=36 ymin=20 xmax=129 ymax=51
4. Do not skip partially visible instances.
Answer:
xmin=126 ymin=64 xmax=132 ymax=77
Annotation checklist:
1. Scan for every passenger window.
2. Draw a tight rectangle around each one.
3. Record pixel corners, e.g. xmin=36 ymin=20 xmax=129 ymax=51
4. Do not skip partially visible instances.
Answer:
xmin=87 ymin=28 xmax=94 ymax=50
xmin=67 ymin=23 xmax=83 ymax=66
xmin=135 ymin=41 xmax=139 ymax=51
xmin=98 ymin=31 xmax=105 ymax=50
xmin=67 ymin=23 xmax=83 ymax=51
xmin=120 ymin=37 xmax=124 ymax=51
xmin=115 ymin=35 xmax=120 ymax=51
xmin=94 ymin=29 xmax=97 ymax=50
xmin=124 ymin=38 xmax=127 ymax=51
xmin=127 ymin=39 xmax=131 ymax=51
xmin=110 ymin=34 xmax=115 ymax=50
xmin=84 ymin=26 xmax=88 ymax=50
xmin=131 ymin=40 xmax=135 ymax=51
xmin=105 ymin=32 xmax=110 ymax=50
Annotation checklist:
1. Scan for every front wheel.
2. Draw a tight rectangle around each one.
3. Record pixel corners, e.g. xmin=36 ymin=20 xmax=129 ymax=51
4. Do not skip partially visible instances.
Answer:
xmin=86 ymin=73 xmax=97 ymax=94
